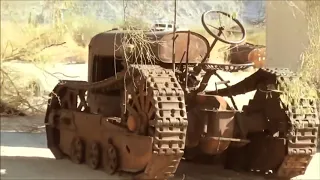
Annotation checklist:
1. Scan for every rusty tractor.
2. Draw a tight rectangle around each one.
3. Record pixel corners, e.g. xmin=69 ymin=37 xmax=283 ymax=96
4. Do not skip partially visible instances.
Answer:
xmin=44 ymin=10 xmax=319 ymax=180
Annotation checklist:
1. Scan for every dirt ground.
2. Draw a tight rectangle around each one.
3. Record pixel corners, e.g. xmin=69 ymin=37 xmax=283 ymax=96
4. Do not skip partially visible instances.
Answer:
xmin=0 ymin=115 xmax=259 ymax=180
xmin=1 ymin=114 xmax=319 ymax=180
xmin=0 ymin=119 xmax=263 ymax=180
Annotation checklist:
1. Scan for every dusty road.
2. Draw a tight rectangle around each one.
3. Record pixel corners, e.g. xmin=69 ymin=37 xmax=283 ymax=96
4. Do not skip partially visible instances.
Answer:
xmin=1 ymin=116 xmax=319 ymax=180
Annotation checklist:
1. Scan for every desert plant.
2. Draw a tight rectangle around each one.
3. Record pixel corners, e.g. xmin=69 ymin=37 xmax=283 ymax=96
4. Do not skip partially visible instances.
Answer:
xmin=301 ymin=0 xmax=320 ymax=89
xmin=302 ymin=0 xmax=320 ymax=143
xmin=0 ymin=1 xmax=92 ymax=115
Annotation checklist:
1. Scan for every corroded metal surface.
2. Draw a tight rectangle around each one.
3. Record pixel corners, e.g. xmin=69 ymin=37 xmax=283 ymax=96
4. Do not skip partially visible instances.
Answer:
xmin=44 ymin=55 xmax=319 ymax=180
xmin=43 ymin=9 xmax=319 ymax=180
xmin=209 ymin=68 xmax=319 ymax=178
xmin=227 ymin=43 xmax=266 ymax=68
xmin=44 ymin=65 xmax=188 ymax=179
xmin=127 ymin=65 xmax=188 ymax=179
xmin=89 ymin=31 xmax=209 ymax=64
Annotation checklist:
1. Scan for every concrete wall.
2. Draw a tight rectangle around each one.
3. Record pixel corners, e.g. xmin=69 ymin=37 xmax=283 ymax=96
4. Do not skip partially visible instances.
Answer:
xmin=266 ymin=1 xmax=309 ymax=72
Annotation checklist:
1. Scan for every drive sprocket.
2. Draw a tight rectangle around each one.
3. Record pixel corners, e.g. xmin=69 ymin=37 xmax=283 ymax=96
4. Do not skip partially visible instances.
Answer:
xmin=123 ymin=65 xmax=188 ymax=179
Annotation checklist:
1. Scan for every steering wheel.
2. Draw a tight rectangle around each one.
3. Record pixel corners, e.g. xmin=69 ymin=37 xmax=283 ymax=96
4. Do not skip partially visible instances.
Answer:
xmin=201 ymin=10 xmax=246 ymax=45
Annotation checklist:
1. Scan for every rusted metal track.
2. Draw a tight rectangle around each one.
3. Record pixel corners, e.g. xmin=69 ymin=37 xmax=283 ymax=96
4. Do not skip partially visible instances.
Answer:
xmin=44 ymin=63 xmax=318 ymax=179
xmin=210 ymin=67 xmax=318 ymax=178
xmin=271 ymin=69 xmax=319 ymax=178
xmin=45 ymin=65 xmax=188 ymax=180
xmin=129 ymin=65 xmax=188 ymax=179
xmin=245 ymin=68 xmax=319 ymax=178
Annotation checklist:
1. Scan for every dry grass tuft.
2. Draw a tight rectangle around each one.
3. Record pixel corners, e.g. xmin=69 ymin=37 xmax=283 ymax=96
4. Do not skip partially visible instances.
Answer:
xmin=0 ymin=1 xmax=114 ymax=115
xmin=278 ymin=0 xmax=319 ymax=130
xmin=119 ymin=19 xmax=159 ymax=66
xmin=300 ymin=0 xmax=320 ymax=90
xmin=302 ymin=1 xmax=320 ymax=142
xmin=280 ymin=1 xmax=320 ymax=105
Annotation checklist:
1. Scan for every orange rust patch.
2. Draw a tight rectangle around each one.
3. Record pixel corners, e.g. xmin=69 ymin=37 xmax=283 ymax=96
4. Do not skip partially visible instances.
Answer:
xmin=127 ymin=115 xmax=137 ymax=132
xmin=248 ymin=47 xmax=266 ymax=68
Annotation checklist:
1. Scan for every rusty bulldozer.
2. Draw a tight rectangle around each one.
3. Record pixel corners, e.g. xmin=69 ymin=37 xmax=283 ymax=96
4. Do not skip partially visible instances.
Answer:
xmin=44 ymin=10 xmax=319 ymax=179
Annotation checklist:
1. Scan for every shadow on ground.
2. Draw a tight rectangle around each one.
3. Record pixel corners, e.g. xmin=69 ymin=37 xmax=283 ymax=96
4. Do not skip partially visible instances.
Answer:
xmin=1 ymin=156 xmax=126 ymax=180
xmin=1 ymin=132 xmax=46 ymax=148
xmin=1 ymin=156 xmax=265 ymax=180
xmin=1 ymin=131 xmax=319 ymax=180
xmin=0 ymin=131 xmax=266 ymax=180
xmin=175 ymin=162 xmax=264 ymax=180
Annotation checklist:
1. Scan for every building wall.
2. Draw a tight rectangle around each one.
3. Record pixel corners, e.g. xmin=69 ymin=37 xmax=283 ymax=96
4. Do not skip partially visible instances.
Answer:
xmin=266 ymin=1 xmax=309 ymax=72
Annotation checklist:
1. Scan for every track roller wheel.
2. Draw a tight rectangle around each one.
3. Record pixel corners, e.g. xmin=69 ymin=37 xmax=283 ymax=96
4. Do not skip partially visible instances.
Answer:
xmin=70 ymin=137 xmax=85 ymax=164
xmin=87 ymin=141 xmax=101 ymax=169
xmin=104 ymin=143 xmax=119 ymax=175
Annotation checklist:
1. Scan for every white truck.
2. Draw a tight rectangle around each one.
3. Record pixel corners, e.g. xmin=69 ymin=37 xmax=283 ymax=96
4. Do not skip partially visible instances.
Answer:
xmin=151 ymin=21 xmax=188 ymax=31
